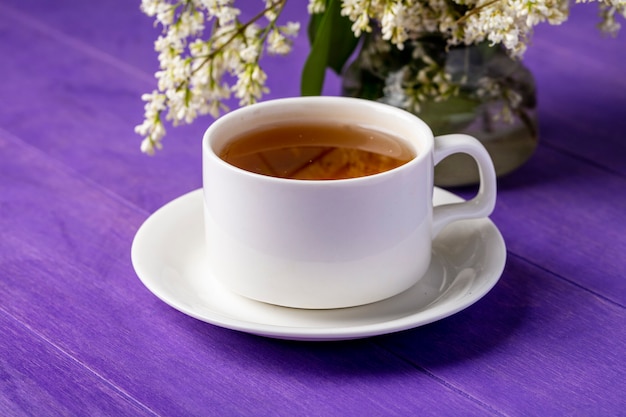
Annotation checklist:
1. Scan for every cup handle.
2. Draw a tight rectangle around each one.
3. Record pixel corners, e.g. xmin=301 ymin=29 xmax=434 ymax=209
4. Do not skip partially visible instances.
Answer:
xmin=432 ymin=134 xmax=497 ymax=237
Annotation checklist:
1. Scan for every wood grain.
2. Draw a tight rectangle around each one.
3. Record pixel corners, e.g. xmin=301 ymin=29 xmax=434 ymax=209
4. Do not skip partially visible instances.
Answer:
xmin=1 ymin=1 xmax=624 ymax=416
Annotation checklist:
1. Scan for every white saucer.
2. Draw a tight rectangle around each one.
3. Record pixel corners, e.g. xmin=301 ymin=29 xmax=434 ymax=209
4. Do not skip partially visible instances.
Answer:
xmin=131 ymin=188 xmax=506 ymax=341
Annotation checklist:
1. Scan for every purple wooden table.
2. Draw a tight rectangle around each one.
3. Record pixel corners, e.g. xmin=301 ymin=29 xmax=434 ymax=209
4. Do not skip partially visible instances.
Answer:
xmin=1 ymin=1 xmax=625 ymax=416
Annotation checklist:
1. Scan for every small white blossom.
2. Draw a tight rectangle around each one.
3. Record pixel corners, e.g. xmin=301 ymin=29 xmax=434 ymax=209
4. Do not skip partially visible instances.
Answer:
xmin=233 ymin=64 xmax=269 ymax=106
xmin=381 ymin=2 xmax=409 ymax=48
xmin=264 ymin=0 xmax=282 ymax=21
xmin=267 ymin=29 xmax=290 ymax=54
xmin=582 ymin=0 xmax=626 ymax=36
xmin=381 ymin=68 xmax=414 ymax=110
xmin=282 ymin=21 xmax=300 ymax=37
xmin=307 ymin=0 xmax=326 ymax=14
xmin=136 ymin=91 xmax=167 ymax=155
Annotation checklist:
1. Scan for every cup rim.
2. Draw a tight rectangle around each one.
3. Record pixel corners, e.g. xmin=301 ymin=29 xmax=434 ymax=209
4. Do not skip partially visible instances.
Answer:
xmin=202 ymin=96 xmax=434 ymax=185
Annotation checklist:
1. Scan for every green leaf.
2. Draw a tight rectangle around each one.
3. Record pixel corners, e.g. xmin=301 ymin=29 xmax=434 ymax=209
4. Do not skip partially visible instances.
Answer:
xmin=301 ymin=0 xmax=360 ymax=96
xmin=307 ymin=0 xmax=331 ymax=44
xmin=326 ymin=21 xmax=359 ymax=74
xmin=307 ymin=10 xmax=324 ymax=45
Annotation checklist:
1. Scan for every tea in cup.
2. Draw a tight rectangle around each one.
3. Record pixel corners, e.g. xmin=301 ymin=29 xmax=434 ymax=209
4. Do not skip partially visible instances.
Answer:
xmin=202 ymin=97 xmax=496 ymax=309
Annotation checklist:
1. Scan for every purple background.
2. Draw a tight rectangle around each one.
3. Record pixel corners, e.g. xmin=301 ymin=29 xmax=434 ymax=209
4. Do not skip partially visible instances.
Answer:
xmin=1 ymin=1 xmax=625 ymax=416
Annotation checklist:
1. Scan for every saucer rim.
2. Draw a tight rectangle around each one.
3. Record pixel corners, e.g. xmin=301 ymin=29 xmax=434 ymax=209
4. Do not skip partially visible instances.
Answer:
xmin=131 ymin=188 xmax=506 ymax=341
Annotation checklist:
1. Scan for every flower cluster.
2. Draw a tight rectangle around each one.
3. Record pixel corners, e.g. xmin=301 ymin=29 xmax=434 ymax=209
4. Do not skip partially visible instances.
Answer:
xmin=333 ymin=0 xmax=624 ymax=55
xmin=137 ymin=0 xmax=625 ymax=153
xmin=136 ymin=0 xmax=299 ymax=154
xmin=340 ymin=0 xmax=623 ymax=121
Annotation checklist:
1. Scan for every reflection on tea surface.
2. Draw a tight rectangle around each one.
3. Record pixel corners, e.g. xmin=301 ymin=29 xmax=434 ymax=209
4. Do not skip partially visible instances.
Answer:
xmin=220 ymin=122 xmax=415 ymax=180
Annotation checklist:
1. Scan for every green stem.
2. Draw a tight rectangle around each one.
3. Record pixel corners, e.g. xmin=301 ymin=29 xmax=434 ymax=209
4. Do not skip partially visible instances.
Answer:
xmin=456 ymin=0 xmax=503 ymax=24
xmin=190 ymin=0 xmax=287 ymax=76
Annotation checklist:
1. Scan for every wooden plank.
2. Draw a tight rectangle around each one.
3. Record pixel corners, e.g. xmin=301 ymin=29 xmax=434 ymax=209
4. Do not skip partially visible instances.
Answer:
xmin=0 ymin=313 xmax=156 ymax=417
xmin=0 ymin=0 xmax=158 ymax=74
xmin=377 ymin=254 xmax=626 ymax=416
xmin=0 ymin=5 xmax=200 ymax=212
xmin=493 ymin=144 xmax=626 ymax=305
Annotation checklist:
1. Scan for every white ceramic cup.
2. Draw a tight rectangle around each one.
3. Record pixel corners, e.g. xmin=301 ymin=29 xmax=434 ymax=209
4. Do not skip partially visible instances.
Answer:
xmin=202 ymin=97 xmax=496 ymax=309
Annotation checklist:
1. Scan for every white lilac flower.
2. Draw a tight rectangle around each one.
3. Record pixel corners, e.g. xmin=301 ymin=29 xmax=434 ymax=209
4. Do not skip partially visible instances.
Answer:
xmin=452 ymin=0 xmax=569 ymax=56
xmin=198 ymin=0 xmax=240 ymax=26
xmin=308 ymin=0 xmax=326 ymax=14
xmin=380 ymin=2 xmax=409 ymax=48
xmin=578 ymin=0 xmax=626 ymax=35
xmin=340 ymin=0 xmax=373 ymax=37
xmin=136 ymin=0 xmax=298 ymax=153
xmin=264 ymin=0 xmax=282 ymax=21
xmin=136 ymin=91 xmax=167 ymax=155
xmin=267 ymin=26 xmax=295 ymax=54
xmin=232 ymin=64 xmax=269 ymax=106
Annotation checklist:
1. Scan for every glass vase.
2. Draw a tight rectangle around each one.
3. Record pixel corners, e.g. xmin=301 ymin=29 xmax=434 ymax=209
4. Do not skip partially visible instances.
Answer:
xmin=342 ymin=33 xmax=538 ymax=187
